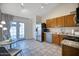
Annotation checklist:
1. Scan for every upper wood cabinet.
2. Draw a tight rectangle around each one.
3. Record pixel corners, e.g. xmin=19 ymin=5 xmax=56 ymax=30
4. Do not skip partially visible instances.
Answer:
xmin=51 ymin=18 xmax=57 ymax=27
xmin=46 ymin=18 xmax=56 ymax=28
xmin=64 ymin=14 xmax=75 ymax=27
xmin=46 ymin=19 xmax=52 ymax=28
xmin=46 ymin=14 xmax=76 ymax=28
xmin=56 ymin=16 xmax=64 ymax=27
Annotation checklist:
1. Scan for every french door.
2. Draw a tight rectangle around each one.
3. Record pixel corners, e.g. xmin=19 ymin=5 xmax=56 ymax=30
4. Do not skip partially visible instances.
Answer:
xmin=10 ymin=21 xmax=24 ymax=41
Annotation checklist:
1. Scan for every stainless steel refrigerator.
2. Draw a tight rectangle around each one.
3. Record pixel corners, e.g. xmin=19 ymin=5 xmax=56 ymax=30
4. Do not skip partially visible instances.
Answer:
xmin=36 ymin=23 xmax=49 ymax=42
xmin=36 ymin=24 xmax=42 ymax=42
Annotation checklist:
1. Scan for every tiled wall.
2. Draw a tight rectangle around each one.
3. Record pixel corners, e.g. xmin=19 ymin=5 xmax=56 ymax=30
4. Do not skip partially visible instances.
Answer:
xmin=48 ymin=27 xmax=79 ymax=35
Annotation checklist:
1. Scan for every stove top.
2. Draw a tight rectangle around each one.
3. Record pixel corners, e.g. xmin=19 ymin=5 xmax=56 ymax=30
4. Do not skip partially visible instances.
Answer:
xmin=63 ymin=35 xmax=79 ymax=42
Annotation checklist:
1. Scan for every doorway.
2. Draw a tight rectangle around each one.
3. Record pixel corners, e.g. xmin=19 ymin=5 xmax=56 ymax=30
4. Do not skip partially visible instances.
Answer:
xmin=10 ymin=21 xmax=24 ymax=41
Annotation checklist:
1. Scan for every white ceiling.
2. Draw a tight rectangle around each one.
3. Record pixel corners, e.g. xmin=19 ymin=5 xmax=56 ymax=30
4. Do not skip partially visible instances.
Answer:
xmin=0 ymin=3 xmax=59 ymax=18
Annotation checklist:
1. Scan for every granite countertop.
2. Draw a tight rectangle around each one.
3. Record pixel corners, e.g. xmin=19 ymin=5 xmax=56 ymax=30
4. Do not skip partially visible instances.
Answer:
xmin=44 ymin=32 xmax=79 ymax=37
xmin=51 ymin=32 xmax=79 ymax=37
xmin=62 ymin=34 xmax=79 ymax=37
xmin=61 ymin=40 xmax=79 ymax=49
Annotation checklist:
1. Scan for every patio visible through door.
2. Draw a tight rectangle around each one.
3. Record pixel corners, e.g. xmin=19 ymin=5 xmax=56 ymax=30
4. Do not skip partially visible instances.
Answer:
xmin=10 ymin=21 xmax=24 ymax=41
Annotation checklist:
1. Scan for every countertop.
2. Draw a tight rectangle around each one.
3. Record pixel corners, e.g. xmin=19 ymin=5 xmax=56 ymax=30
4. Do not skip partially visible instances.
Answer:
xmin=44 ymin=32 xmax=79 ymax=37
xmin=61 ymin=40 xmax=79 ymax=49
xmin=62 ymin=34 xmax=79 ymax=37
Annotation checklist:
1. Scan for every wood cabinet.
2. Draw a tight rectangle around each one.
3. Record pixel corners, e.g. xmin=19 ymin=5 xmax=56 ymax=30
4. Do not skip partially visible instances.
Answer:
xmin=53 ymin=34 xmax=60 ymax=45
xmin=56 ymin=16 xmax=64 ymax=27
xmin=53 ymin=34 xmax=63 ymax=45
xmin=46 ymin=19 xmax=52 ymax=28
xmin=51 ymin=18 xmax=57 ymax=27
xmin=59 ymin=35 xmax=63 ymax=44
xmin=62 ymin=45 xmax=79 ymax=56
xmin=43 ymin=32 xmax=46 ymax=41
xmin=64 ymin=14 xmax=75 ymax=27
xmin=46 ymin=14 xmax=76 ymax=28
xmin=46 ymin=18 xmax=56 ymax=28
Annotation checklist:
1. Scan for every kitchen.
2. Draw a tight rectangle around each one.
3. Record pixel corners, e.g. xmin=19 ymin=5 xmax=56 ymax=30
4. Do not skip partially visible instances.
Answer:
xmin=0 ymin=3 xmax=79 ymax=56
xmin=36 ymin=3 xmax=79 ymax=56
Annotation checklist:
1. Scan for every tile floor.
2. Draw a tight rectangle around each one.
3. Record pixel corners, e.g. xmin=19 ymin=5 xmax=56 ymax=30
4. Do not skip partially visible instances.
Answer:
xmin=12 ymin=39 xmax=62 ymax=56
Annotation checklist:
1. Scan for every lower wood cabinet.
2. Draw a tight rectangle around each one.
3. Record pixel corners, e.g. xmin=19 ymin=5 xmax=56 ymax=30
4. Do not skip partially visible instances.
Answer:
xmin=53 ymin=34 xmax=63 ymax=45
xmin=62 ymin=45 xmax=79 ymax=56
xmin=53 ymin=34 xmax=60 ymax=45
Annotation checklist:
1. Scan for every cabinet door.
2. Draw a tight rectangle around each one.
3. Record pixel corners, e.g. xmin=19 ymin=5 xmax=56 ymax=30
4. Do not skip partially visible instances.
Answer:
xmin=46 ymin=19 xmax=52 ymax=28
xmin=46 ymin=18 xmax=57 ymax=28
xmin=62 ymin=45 xmax=79 ymax=56
xmin=64 ymin=14 xmax=75 ymax=27
xmin=53 ymin=34 xmax=63 ymax=45
xmin=51 ymin=18 xmax=57 ymax=27
xmin=53 ymin=34 xmax=60 ymax=45
xmin=56 ymin=16 xmax=64 ymax=27
xmin=59 ymin=35 xmax=63 ymax=45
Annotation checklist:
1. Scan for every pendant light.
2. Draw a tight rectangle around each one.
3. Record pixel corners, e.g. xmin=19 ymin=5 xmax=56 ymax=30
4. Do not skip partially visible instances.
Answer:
xmin=0 ymin=24 xmax=3 ymax=28
xmin=3 ymin=27 xmax=7 ymax=31
xmin=1 ymin=20 xmax=6 ymax=24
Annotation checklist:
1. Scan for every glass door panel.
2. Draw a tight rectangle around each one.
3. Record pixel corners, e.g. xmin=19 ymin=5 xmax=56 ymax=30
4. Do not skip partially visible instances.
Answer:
xmin=10 ymin=22 xmax=17 ymax=41
xmin=10 ymin=21 xmax=25 ymax=41
xmin=19 ymin=23 xmax=24 ymax=39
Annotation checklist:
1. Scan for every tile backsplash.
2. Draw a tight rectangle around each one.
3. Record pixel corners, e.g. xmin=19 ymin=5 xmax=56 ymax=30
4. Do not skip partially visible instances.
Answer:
xmin=48 ymin=27 xmax=79 ymax=35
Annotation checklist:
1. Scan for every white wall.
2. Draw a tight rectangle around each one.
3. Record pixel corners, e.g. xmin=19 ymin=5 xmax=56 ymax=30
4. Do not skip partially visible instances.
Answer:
xmin=31 ymin=17 xmax=36 ymax=39
xmin=36 ymin=16 xmax=42 ymax=24
xmin=44 ymin=3 xmax=78 ymax=21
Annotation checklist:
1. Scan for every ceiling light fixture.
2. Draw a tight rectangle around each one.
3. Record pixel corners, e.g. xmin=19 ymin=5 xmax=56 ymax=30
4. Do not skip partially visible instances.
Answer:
xmin=41 ymin=6 xmax=44 ymax=8
xmin=21 ymin=3 xmax=24 ymax=8
xmin=41 ymin=3 xmax=45 ymax=9
xmin=21 ymin=3 xmax=24 ymax=6
xmin=3 ymin=27 xmax=7 ymax=31
xmin=0 ymin=24 xmax=3 ymax=28
xmin=22 ymin=8 xmax=27 ymax=13
xmin=1 ymin=20 xmax=6 ymax=24
xmin=20 ymin=3 xmax=27 ymax=13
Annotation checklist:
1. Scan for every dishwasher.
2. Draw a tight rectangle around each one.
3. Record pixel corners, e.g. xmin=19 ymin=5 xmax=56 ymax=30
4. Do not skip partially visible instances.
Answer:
xmin=46 ymin=32 xmax=53 ymax=43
